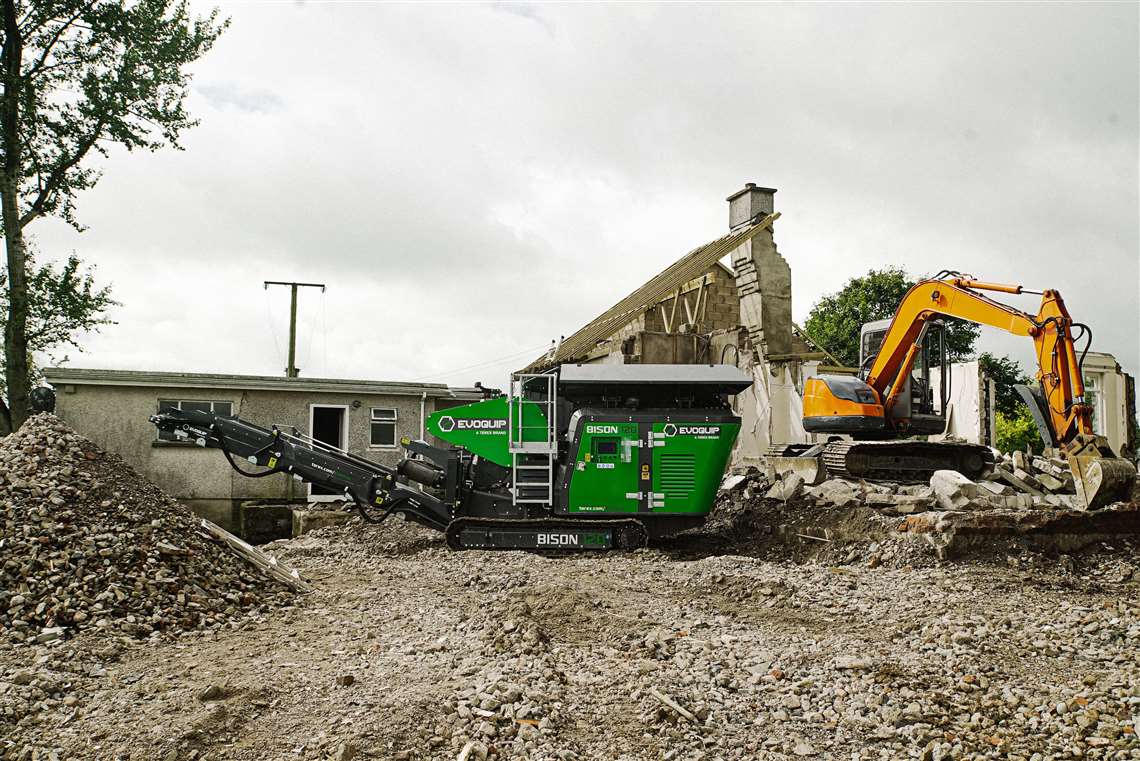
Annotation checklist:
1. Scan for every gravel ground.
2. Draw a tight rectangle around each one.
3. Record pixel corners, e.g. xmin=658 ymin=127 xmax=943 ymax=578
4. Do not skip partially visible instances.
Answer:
xmin=3 ymin=509 xmax=1138 ymax=761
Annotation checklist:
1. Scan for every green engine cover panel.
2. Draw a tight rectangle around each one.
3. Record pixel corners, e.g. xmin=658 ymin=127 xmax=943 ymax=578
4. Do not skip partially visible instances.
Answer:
xmin=425 ymin=397 xmax=548 ymax=468
xmin=565 ymin=417 xmax=740 ymax=516
xmin=564 ymin=422 xmax=642 ymax=514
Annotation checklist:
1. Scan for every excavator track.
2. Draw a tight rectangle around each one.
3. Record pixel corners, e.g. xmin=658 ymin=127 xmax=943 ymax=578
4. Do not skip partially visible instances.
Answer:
xmin=445 ymin=517 xmax=648 ymax=552
xmin=821 ymin=440 xmax=995 ymax=483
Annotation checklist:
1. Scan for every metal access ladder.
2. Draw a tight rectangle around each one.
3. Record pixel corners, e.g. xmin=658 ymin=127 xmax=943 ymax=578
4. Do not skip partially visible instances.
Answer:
xmin=508 ymin=372 xmax=557 ymax=506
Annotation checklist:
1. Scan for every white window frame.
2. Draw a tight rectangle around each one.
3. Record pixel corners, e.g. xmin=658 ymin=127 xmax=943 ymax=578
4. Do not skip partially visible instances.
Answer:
xmin=155 ymin=399 xmax=233 ymax=442
xmin=369 ymin=407 xmax=398 ymax=449
xmin=1085 ymin=374 xmax=1106 ymax=436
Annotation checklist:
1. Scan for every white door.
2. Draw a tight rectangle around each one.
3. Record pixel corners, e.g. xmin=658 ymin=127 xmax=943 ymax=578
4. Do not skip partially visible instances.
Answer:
xmin=308 ymin=404 xmax=349 ymax=502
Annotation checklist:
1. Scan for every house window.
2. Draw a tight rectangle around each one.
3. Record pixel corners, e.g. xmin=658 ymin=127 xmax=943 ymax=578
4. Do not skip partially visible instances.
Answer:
xmin=1085 ymin=375 xmax=1105 ymax=436
xmin=156 ymin=400 xmax=233 ymax=441
xmin=370 ymin=407 xmax=398 ymax=447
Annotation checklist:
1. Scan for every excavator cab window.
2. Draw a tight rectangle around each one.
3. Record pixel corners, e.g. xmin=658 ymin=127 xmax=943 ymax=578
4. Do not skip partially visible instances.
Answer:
xmin=860 ymin=327 xmax=887 ymax=378
xmin=902 ymin=320 xmax=949 ymax=433
xmin=860 ymin=318 xmax=949 ymax=433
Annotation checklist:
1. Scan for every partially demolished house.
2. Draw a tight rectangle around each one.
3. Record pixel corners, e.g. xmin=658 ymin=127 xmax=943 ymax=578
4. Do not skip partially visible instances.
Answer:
xmin=523 ymin=183 xmax=1138 ymax=463
xmin=523 ymin=184 xmax=832 ymax=460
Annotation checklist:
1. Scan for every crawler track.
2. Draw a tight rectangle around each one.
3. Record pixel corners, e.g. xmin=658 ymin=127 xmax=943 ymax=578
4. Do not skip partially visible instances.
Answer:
xmin=445 ymin=517 xmax=648 ymax=552
xmin=821 ymin=440 xmax=995 ymax=482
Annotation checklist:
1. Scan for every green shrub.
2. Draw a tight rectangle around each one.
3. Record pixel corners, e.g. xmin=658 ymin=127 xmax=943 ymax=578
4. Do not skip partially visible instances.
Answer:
xmin=995 ymin=407 xmax=1044 ymax=455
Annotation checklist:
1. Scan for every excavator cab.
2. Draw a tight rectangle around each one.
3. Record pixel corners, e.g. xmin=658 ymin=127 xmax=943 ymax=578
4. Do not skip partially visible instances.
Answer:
xmin=859 ymin=318 xmax=948 ymax=435
xmin=803 ymin=319 xmax=949 ymax=438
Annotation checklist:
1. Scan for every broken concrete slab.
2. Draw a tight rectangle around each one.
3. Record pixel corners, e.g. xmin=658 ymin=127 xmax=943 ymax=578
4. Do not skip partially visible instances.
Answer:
xmin=931 ymin=470 xmax=979 ymax=510
xmin=720 ymin=474 xmax=748 ymax=492
xmin=983 ymin=494 xmax=1034 ymax=510
xmin=1038 ymin=494 xmax=1083 ymax=510
xmin=994 ymin=466 xmax=1045 ymax=497
xmin=1014 ymin=468 xmax=1046 ymax=491
xmin=765 ymin=473 xmax=805 ymax=502
xmin=977 ymin=480 xmax=1013 ymax=497
xmin=865 ymin=493 xmax=932 ymax=514
xmin=805 ymin=479 xmax=859 ymax=508
xmin=896 ymin=501 xmax=1140 ymax=558
xmin=1035 ymin=472 xmax=1067 ymax=492
xmin=1032 ymin=457 xmax=1068 ymax=479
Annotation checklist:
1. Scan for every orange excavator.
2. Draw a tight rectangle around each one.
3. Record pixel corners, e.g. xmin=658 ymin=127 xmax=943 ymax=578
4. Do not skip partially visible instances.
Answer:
xmin=786 ymin=272 xmax=1136 ymax=508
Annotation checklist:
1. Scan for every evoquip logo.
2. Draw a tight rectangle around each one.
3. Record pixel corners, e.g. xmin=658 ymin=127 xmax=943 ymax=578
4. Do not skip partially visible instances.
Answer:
xmin=663 ymin=423 xmax=721 ymax=437
xmin=437 ymin=415 xmax=507 ymax=434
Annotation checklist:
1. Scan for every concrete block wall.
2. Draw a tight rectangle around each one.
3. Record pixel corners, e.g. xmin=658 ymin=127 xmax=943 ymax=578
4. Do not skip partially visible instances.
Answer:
xmin=51 ymin=382 xmax=446 ymax=504
xmin=727 ymin=184 xmax=793 ymax=359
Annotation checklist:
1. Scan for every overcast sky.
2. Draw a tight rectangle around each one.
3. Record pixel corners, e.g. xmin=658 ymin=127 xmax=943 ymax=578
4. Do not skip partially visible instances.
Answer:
xmin=33 ymin=1 xmax=1139 ymax=390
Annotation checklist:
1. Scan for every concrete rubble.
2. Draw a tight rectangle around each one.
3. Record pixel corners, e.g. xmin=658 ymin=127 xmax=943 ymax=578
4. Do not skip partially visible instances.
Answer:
xmin=0 ymin=419 xmax=1137 ymax=760
xmin=2 ymin=512 xmax=1137 ymax=760
xmin=0 ymin=415 xmax=296 ymax=646
xmin=732 ymin=444 xmax=1140 ymax=563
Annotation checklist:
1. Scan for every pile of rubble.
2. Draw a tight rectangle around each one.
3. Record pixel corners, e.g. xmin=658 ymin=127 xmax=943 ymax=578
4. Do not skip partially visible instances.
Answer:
xmin=763 ymin=455 xmax=1130 ymax=517
xmin=706 ymin=446 xmax=1138 ymax=565
xmin=0 ymin=415 xmax=295 ymax=645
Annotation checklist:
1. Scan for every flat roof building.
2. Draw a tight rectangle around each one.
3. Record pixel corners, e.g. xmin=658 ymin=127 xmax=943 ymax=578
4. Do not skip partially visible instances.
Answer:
xmin=43 ymin=367 xmax=481 ymax=529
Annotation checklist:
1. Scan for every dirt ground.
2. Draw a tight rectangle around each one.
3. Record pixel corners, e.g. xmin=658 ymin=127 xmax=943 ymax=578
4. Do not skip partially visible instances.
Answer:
xmin=3 ymin=510 xmax=1139 ymax=761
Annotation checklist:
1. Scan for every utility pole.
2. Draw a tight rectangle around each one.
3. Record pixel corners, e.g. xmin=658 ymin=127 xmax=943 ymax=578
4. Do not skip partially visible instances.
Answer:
xmin=264 ymin=280 xmax=326 ymax=377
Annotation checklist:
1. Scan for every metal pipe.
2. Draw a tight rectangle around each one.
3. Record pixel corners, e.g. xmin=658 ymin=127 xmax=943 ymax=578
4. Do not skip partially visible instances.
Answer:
xmin=949 ymin=278 xmax=1026 ymax=295
xmin=419 ymin=392 xmax=427 ymax=440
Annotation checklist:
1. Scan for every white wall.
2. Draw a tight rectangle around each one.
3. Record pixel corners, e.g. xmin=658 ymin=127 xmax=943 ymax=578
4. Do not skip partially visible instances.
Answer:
xmin=930 ymin=361 xmax=996 ymax=446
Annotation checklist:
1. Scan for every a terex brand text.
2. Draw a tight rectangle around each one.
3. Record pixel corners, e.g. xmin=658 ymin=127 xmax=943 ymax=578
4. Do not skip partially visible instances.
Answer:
xmin=585 ymin=425 xmax=619 ymax=434
xmin=678 ymin=426 xmax=720 ymax=436
xmin=457 ymin=419 xmax=507 ymax=430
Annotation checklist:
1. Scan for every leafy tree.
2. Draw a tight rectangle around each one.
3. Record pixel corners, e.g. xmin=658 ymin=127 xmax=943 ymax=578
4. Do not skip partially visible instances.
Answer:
xmin=995 ymin=407 xmax=1044 ymax=455
xmin=1 ymin=0 xmax=227 ymax=431
xmin=0 ymin=250 xmax=116 ymax=433
xmin=977 ymin=352 xmax=1033 ymax=417
xmin=803 ymin=267 xmax=980 ymax=368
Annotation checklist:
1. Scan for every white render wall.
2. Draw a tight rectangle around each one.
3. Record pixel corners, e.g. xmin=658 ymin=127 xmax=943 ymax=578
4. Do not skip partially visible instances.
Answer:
xmin=1081 ymin=352 xmax=1129 ymax=455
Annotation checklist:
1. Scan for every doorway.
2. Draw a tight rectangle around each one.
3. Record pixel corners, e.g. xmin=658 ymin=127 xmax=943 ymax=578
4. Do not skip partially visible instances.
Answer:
xmin=309 ymin=404 xmax=348 ymax=501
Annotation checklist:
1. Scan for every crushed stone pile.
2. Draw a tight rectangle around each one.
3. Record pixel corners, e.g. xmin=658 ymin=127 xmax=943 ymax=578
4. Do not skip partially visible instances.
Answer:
xmin=0 ymin=414 xmax=295 ymax=645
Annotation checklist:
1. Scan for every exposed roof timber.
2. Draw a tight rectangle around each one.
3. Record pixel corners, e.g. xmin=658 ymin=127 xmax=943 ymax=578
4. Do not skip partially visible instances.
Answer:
xmin=791 ymin=322 xmax=845 ymax=367
xmin=524 ymin=213 xmax=779 ymax=371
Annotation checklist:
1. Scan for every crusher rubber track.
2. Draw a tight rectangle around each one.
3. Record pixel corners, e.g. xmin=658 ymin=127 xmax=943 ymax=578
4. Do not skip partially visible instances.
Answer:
xmin=821 ymin=440 xmax=995 ymax=483
xmin=445 ymin=517 xmax=649 ymax=552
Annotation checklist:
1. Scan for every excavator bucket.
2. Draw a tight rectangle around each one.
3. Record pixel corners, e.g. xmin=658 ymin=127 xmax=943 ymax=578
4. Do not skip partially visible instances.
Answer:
xmin=1064 ymin=436 xmax=1137 ymax=509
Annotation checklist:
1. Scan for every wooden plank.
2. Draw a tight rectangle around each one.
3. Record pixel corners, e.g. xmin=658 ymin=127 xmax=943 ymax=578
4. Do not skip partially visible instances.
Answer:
xmin=199 ymin=519 xmax=313 ymax=593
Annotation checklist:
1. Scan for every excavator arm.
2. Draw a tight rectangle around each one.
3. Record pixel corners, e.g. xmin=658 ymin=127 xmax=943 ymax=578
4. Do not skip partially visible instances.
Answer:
xmin=866 ymin=275 xmax=1090 ymax=446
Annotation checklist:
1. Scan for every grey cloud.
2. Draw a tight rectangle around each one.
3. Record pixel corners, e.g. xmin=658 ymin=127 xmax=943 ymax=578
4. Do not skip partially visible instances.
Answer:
xmin=33 ymin=2 xmax=1138 ymax=389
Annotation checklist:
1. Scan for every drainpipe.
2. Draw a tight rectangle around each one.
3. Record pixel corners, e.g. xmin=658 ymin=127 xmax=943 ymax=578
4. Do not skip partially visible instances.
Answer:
xmin=419 ymin=392 xmax=427 ymax=440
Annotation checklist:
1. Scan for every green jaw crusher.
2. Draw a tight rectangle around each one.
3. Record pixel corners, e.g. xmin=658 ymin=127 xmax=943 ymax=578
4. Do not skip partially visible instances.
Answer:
xmin=151 ymin=363 xmax=752 ymax=551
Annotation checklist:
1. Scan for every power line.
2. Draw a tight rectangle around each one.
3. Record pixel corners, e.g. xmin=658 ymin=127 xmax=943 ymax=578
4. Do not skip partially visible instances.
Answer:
xmin=410 ymin=343 xmax=550 ymax=383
